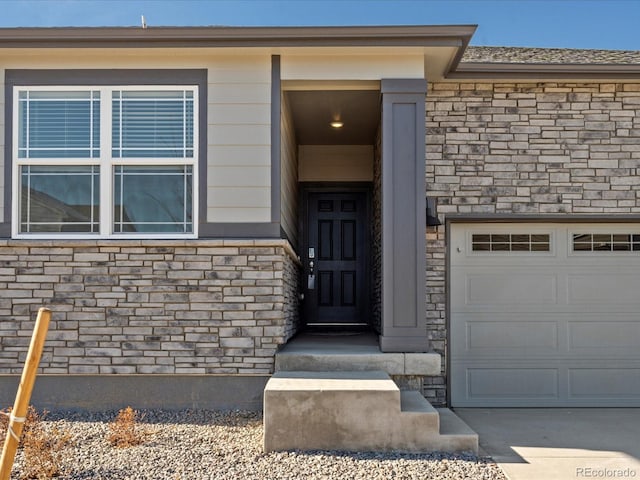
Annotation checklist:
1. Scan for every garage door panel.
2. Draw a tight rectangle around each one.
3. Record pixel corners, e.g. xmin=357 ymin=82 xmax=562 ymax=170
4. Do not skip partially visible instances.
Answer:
xmin=451 ymin=222 xmax=640 ymax=407
xmin=569 ymin=368 xmax=640 ymax=399
xmin=451 ymin=313 xmax=564 ymax=358
xmin=453 ymin=362 xmax=640 ymax=406
xmin=453 ymin=314 xmax=640 ymax=357
xmin=450 ymin=362 xmax=563 ymax=406
xmin=466 ymin=320 xmax=558 ymax=350
xmin=567 ymin=273 xmax=640 ymax=304
xmin=465 ymin=273 xmax=557 ymax=305
xmin=468 ymin=367 xmax=559 ymax=399
xmin=569 ymin=320 xmax=640 ymax=350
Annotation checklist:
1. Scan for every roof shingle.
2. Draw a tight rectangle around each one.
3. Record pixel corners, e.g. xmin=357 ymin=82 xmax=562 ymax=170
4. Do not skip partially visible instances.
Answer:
xmin=462 ymin=46 xmax=640 ymax=65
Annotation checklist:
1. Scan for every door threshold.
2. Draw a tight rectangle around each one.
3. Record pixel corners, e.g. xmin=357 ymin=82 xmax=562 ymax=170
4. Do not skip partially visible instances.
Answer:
xmin=303 ymin=323 xmax=371 ymax=335
xmin=306 ymin=323 xmax=368 ymax=327
xmin=307 ymin=331 xmax=366 ymax=336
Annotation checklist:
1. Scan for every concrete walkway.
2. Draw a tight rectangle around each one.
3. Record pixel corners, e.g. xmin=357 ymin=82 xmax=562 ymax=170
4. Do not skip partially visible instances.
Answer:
xmin=456 ymin=409 xmax=640 ymax=480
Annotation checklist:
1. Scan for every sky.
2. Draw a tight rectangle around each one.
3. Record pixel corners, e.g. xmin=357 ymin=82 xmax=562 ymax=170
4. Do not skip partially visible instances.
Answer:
xmin=0 ymin=0 xmax=638 ymax=50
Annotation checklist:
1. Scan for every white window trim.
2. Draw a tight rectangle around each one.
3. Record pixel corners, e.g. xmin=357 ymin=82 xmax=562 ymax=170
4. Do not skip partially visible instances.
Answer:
xmin=12 ymin=85 xmax=199 ymax=239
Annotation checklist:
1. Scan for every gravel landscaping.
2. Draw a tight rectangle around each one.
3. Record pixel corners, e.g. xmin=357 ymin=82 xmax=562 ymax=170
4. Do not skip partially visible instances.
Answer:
xmin=8 ymin=409 xmax=507 ymax=480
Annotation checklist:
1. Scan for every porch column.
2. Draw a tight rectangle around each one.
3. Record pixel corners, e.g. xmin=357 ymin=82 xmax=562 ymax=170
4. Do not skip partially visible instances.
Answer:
xmin=379 ymin=79 xmax=428 ymax=353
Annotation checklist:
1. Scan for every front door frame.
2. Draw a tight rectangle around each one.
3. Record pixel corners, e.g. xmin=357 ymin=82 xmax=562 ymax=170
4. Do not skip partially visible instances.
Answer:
xmin=299 ymin=182 xmax=373 ymax=330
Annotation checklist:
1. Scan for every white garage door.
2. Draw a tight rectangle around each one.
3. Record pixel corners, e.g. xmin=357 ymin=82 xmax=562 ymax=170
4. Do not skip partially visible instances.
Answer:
xmin=450 ymin=223 xmax=640 ymax=407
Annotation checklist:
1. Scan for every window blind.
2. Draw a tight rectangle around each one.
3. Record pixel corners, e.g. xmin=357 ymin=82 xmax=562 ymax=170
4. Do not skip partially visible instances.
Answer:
xmin=18 ymin=91 xmax=100 ymax=159
xmin=112 ymin=90 xmax=194 ymax=158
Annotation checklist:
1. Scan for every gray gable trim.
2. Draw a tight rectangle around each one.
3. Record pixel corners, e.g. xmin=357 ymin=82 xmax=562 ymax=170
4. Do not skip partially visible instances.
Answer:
xmin=448 ymin=62 xmax=640 ymax=80
xmin=0 ymin=25 xmax=476 ymax=48
xmin=4 ymin=69 xmax=207 ymax=85
xmin=1 ymin=25 xmax=637 ymax=82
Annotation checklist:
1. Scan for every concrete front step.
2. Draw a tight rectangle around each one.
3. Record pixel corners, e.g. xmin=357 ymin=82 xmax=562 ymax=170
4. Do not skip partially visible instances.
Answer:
xmin=436 ymin=408 xmax=480 ymax=453
xmin=275 ymin=333 xmax=441 ymax=376
xmin=400 ymin=390 xmax=440 ymax=431
xmin=263 ymin=370 xmax=478 ymax=454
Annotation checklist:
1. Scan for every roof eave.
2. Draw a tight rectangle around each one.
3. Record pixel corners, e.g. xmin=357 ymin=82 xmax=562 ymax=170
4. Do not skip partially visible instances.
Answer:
xmin=0 ymin=25 xmax=478 ymax=48
xmin=448 ymin=62 xmax=640 ymax=80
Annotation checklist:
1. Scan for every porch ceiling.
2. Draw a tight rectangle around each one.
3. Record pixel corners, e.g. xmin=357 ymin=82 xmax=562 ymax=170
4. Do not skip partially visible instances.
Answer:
xmin=286 ymin=90 xmax=380 ymax=145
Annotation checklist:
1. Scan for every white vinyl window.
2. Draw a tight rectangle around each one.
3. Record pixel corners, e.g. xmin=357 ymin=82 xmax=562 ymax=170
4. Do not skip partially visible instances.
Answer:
xmin=13 ymin=86 xmax=197 ymax=237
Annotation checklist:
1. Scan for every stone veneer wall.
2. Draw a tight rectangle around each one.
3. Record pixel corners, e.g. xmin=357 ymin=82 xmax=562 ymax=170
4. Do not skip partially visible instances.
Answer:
xmin=0 ymin=239 xmax=301 ymax=375
xmin=424 ymin=81 xmax=640 ymax=405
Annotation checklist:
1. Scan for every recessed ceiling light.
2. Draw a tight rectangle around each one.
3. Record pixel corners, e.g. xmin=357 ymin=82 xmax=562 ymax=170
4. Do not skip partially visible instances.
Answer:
xmin=330 ymin=121 xmax=344 ymax=128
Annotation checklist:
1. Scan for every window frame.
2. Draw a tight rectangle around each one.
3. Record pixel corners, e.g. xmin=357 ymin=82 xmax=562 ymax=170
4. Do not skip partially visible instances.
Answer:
xmin=467 ymin=229 xmax=555 ymax=256
xmin=569 ymin=230 xmax=640 ymax=254
xmin=12 ymin=84 xmax=199 ymax=239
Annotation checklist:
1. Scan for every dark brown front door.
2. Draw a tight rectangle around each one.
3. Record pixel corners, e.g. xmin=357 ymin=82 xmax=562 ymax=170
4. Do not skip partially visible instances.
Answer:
xmin=303 ymin=191 xmax=369 ymax=326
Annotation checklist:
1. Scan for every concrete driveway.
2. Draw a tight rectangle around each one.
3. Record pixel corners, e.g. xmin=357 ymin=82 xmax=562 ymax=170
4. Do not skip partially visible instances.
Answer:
xmin=456 ymin=409 xmax=640 ymax=480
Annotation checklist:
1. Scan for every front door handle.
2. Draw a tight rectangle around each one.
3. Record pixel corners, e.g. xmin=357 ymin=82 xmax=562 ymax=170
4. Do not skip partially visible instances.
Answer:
xmin=308 ymin=249 xmax=315 ymax=289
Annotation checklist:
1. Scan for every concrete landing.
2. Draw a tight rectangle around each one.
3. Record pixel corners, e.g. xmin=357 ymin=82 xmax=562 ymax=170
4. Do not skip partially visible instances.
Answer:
xmin=457 ymin=408 xmax=640 ymax=480
xmin=275 ymin=333 xmax=441 ymax=375
xmin=263 ymin=370 xmax=478 ymax=454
